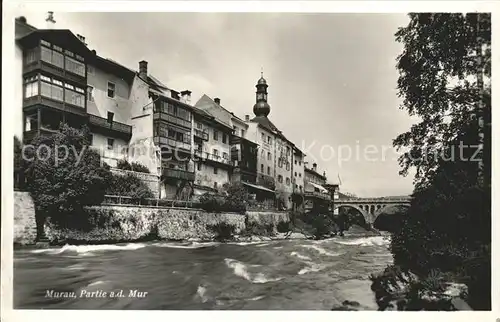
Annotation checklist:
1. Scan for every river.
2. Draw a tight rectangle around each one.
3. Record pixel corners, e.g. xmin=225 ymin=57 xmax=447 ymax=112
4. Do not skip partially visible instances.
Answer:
xmin=14 ymin=231 xmax=392 ymax=310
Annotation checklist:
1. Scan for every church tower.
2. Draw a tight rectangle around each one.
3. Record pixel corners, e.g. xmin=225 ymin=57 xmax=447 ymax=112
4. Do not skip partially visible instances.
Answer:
xmin=253 ymin=71 xmax=271 ymax=117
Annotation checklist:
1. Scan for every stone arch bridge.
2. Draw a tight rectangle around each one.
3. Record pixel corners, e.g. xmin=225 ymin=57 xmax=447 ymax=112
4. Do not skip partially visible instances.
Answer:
xmin=333 ymin=197 xmax=411 ymax=225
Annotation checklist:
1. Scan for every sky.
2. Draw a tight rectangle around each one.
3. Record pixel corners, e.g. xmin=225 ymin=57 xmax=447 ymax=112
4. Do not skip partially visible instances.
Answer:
xmin=12 ymin=8 xmax=417 ymax=197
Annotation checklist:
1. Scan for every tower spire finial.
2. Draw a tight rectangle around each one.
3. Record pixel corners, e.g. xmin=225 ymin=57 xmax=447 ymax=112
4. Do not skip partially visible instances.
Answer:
xmin=261 ymin=66 xmax=263 ymax=78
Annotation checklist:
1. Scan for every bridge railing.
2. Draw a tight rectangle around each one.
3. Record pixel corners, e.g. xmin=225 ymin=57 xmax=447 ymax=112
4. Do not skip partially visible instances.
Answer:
xmin=337 ymin=197 xmax=411 ymax=203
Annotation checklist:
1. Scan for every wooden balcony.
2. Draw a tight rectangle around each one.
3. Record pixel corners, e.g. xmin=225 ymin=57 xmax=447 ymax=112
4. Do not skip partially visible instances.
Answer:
xmin=153 ymin=112 xmax=191 ymax=129
xmin=193 ymin=128 xmax=209 ymax=141
xmin=88 ymin=114 xmax=132 ymax=135
xmin=304 ymin=191 xmax=331 ymax=200
xmin=194 ymin=150 xmax=232 ymax=167
xmin=162 ymin=168 xmax=195 ymax=181
xmin=154 ymin=136 xmax=191 ymax=153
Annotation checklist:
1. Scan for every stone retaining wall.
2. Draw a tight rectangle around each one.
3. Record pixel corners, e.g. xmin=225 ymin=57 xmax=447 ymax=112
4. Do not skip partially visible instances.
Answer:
xmin=42 ymin=205 xmax=290 ymax=244
xmin=14 ymin=191 xmax=37 ymax=245
xmin=110 ymin=168 xmax=160 ymax=198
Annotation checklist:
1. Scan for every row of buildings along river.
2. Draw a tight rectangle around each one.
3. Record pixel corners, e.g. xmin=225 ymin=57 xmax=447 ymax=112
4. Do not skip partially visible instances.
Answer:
xmin=13 ymin=14 xmax=340 ymax=211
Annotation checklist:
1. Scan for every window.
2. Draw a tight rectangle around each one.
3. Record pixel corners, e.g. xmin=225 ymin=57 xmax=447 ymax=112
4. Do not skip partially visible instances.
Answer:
xmin=278 ymin=175 xmax=283 ymax=183
xmin=295 ymin=172 xmax=297 ymax=177
xmin=87 ymin=86 xmax=94 ymax=102
xmin=214 ymin=167 xmax=218 ymax=174
xmin=299 ymin=185 xmax=302 ymax=191
xmin=41 ymin=46 xmax=64 ymax=69
xmin=197 ymin=162 xmax=202 ymax=171
xmin=223 ymin=152 xmax=228 ymax=160
xmin=176 ymin=132 xmax=184 ymax=142
xmin=214 ymin=182 xmax=218 ymax=189
xmin=89 ymin=134 xmax=93 ymax=145
xmin=24 ymin=48 xmax=36 ymax=65
xmin=295 ymin=160 xmax=297 ymax=165
xmin=213 ymin=130 xmax=219 ymax=141
xmin=24 ymin=76 xmax=38 ymax=98
xmin=299 ymin=173 xmax=302 ymax=178
xmin=261 ymin=133 xmax=265 ymax=142
xmin=41 ymin=79 xmax=63 ymax=102
xmin=278 ymin=159 xmax=282 ymax=168
xmin=286 ymin=177 xmax=290 ymax=186
xmin=267 ymin=166 xmax=270 ymax=175
xmin=286 ymin=162 xmax=290 ymax=171
xmin=107 ymin=138 xmax=114 ymax=150
xmin=267 ymin=152 xmax=272 ymax=160
xmin=267 ymin=136 xmax=271 ymax=144
xmin=222 ymin=133 xmax=227 ymax=144
xmin=64 ymin=88 xmax=85 ymax=107
xmin=287 ymin=146 xmax=291 ymax=155
xmin=299 ymin=161 xmax=301 ymax=166
xmin=65 ymin=56 xmax=85 ymax=76
xmin=196 ymin=122 xmax=202 ymax=129
xmin=107 ymin=82 xmax=116 ymax=98
xmin=213 ymin=149 xmax=219 ymax=157
xmin=261 ymin=164 xmax=264 ymax=173
xmin=107 ymin=112 xmax=114 ymax=123
xmin=241 ymin=129 xmax=245 ymax=137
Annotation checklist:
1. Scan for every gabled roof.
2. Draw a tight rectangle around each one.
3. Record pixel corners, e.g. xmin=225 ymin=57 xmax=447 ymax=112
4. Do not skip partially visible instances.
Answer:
xmin=18 ymin=29 xmax=93 ymax=58
xmin=305 ymin=167 xmax=327 ymax=181
xmin=195 ymin=94 xmax=233 ymax=128
xmin=94 ymin=56 xmax=136 ymax=83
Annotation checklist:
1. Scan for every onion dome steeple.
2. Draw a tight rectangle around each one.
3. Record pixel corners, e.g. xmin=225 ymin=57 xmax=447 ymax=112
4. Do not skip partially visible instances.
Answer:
xmin=253 ymin=69 xmax=271 ymax=117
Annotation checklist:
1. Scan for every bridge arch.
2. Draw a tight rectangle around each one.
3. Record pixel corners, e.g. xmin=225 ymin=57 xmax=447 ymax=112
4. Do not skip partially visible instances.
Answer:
xmin=333 ymin=204 xmax=371 ymax=225
xmin=372 ymin=204 xmax=410 ymax=231
xmin=373 ymin=203 xmax=410 ymax=218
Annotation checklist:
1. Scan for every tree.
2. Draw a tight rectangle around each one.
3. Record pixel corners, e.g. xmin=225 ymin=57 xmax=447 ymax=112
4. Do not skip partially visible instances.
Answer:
xmin=377 ymin=13 xmax=491 ymax=310
xmin=24 ymin=124 xmax=111 ymax=232
xmin=393 ymin=13 xmax=491 ymax=188
xmin=14 ymin=136 xmax=26 ymax=189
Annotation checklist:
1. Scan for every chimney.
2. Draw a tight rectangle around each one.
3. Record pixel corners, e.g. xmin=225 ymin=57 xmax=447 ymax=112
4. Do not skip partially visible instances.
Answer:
xmin=313 ymin=163 xmax=317 ymax=172
xmin=245 ymin=115 xmax=250 ymax=122
xmin=139 ymin=60 xmax=148 ymax=80
xmin=181 ymin=90 xmax=192 ymax=105
xmin=16 ymin=16 xmax=27 ymax=24
xmin=214 ymin=97 xmax=221 ymax=105
xmin=76 ymin=34 xmax=87 ymax=46
xmin=45 ymin=11 xmax=56 ymax=29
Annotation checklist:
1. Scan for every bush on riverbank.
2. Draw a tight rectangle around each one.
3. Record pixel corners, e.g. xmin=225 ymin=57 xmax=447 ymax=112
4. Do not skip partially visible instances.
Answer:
xmin=242 ymin=215 xmax=275 ymax=237
xmin=24 ymin=124 xmax=111 ymax=233
xmin=206 ymin=222 xmax=236 ymax=242
xmin=199 ymin=182 xmax=247 ymax=214
xmin=116 ymin=159 xmax=150 ymax=173
xmin=373 ymin=13 xmax=492 ymax=310
xmin=106 ymin=172 xmax=154 ymax=202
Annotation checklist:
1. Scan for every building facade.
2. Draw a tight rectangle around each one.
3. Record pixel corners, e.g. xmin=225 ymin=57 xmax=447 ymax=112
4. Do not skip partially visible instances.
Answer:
xmin=244 ymin=75 xmax=299 ymax=209
xmin=192 ymin=106 xmax=233 ymax=196
xmin=14 ymin=15 xmax=337 ymax=207
xmin=16 ymin=17 xmax=92 ymax=144
xmin=304 ymin=163 xmax=331 ymax=210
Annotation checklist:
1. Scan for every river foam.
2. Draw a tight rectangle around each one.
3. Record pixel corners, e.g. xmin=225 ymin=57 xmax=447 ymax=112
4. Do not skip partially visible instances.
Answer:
xmin=300 ymin=245 xmax=343 ymax=257
xmin=224 ymin=258 xmax=283 ymax=284
xmin=333 ymin=236 xmax=390 ymax=247
xmin=290 ymin=252 xmax=312 ymax=261
xmin=30 ymin=243 xmax=147 ymax=254
xmin=152 ymin=242 xmax=219 ymax=249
